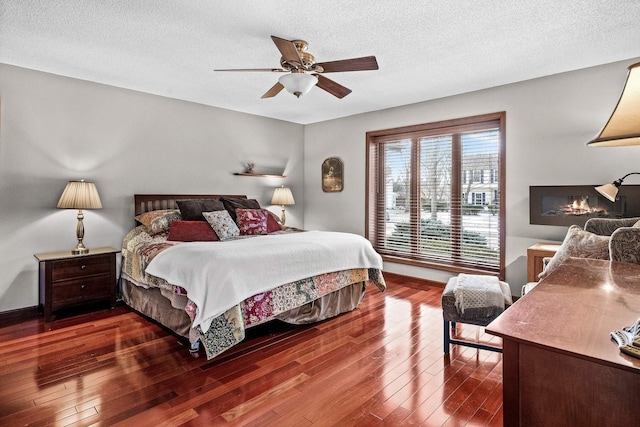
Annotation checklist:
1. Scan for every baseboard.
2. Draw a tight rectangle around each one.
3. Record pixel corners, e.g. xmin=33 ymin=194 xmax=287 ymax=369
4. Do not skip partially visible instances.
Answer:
xmin=0 ymin=306 xmax=39 ymax=327
xmin=382 ymin=271 xmax=446 ymax=289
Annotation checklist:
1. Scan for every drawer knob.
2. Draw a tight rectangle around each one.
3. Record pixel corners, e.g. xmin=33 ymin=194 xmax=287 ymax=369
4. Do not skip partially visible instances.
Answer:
xmin=80 ymin=265 xmax=87 ymax=270
xmin=81 ymin=284 xmax=86 ymax=290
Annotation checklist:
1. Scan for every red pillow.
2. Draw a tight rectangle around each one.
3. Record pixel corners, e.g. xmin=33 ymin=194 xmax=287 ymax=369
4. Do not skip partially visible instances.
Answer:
xmin=264 ymin=209 xmax=282 ymax=233
xmin=167 ymin=221 xmax=219 ymax=242
xmin=236 ymin=209 xmax=268 ymax=235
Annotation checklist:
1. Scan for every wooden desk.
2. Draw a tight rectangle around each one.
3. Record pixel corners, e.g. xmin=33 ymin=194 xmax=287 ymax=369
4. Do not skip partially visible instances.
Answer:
xmin=487 ymin=258 xmax=640 ymax=427
xmin=526 ymin=242 xmax=560 ymax=282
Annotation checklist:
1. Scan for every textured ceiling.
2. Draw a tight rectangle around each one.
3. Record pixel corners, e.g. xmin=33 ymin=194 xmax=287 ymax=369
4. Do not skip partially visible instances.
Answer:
xmin=2 ymin=1 xmax=640 ymax=124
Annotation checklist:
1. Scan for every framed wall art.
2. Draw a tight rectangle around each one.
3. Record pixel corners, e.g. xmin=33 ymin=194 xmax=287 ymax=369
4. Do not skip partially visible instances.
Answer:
xmin=322 ymin=157 xmax=343 ymax=192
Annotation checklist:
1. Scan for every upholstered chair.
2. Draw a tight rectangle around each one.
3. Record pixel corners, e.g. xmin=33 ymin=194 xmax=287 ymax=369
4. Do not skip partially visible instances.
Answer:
xmin=523 ymin=217 xmax=640 ymax=297
xmin=584 ymin=217 xmax=640 ymax=264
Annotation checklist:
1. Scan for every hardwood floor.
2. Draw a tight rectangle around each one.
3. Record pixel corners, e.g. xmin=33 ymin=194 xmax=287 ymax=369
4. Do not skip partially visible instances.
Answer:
xmin=0 ymin=275 xmax=503 ymax=426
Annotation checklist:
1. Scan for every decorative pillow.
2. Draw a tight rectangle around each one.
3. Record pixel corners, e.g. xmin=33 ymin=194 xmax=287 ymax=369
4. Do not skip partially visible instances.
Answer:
xmin=236 ymin=209 xmax=268 ymax=235
xmin=134 ymin=209 xmax=181 ymax=234
xmin=538 ymin=225 xmax=610 ymax=280
xmin=167 ymin=220 xmax=219 ymax=242
xmin=221 ymin=197 xmax=260 ymax=222
xmin=263 ymin=209 xmax=282 ymax=232
xmin=176 ymin=199 xmax=225 ymax=221
xmin=203 ymin=210 xmax=240 ymax=241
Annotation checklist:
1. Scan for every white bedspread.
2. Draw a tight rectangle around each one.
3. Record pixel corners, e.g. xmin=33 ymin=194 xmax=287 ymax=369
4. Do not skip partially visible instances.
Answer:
xmin=145 ymin=231 xmax=383 ymax=333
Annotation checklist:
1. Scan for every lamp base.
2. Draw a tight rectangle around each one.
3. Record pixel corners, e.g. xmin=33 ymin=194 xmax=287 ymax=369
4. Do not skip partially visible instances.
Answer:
xmin=72 ymin=210 xmax=89 ymax=254
xmin=72 ymin=243 xmax=89 ymax=255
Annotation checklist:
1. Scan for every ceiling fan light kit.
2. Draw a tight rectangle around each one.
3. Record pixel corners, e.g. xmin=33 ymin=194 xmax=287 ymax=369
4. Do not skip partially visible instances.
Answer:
xmin=279 ymin=72 xmax=318 ymax=98
xmin=215 ymin=35 xmax=378 ymax=99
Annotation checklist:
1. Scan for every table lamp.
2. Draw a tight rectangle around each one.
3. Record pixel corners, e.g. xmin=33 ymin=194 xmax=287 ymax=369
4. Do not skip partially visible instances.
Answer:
xmin=271 ymin=186 xmax=295 ymax=225
xmin=57 ymin=180 xmax=103 ymax=254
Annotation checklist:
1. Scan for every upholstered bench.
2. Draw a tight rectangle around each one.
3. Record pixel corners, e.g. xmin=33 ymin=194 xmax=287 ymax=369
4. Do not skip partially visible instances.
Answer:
xmin=442 ymin=275 xmax=511 ymax=354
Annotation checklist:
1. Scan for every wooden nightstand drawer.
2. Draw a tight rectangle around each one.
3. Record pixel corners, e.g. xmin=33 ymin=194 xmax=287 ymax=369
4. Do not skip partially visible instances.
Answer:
xmin=51 ymin=254 xmax=112 ymax=281
xmin=51 ymin=274 xmax=112 ymax=310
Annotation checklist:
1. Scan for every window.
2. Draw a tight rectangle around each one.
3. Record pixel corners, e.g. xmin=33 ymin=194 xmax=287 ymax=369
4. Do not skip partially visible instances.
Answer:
xmin=366 ymin=112 xmax=505 ymax=277
xmin=471 ymin=192 xmax=486 ymax=205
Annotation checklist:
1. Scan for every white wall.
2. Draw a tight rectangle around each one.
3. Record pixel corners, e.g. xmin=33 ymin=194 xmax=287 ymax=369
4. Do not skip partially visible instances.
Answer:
xmin=303 ymin=58 xmax=640 ymax=294
xmin=0 ymin=64 xmax=304 ymax=312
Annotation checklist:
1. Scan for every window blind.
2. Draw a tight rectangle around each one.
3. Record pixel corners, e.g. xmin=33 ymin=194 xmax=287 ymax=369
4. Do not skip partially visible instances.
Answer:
xmin=366 ymin=113 xmax=505 ymax=277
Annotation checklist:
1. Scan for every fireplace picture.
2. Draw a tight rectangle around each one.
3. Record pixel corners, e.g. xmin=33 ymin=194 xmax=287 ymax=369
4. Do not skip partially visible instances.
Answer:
xmin=530 ymin=185 xmax=640 ymax=226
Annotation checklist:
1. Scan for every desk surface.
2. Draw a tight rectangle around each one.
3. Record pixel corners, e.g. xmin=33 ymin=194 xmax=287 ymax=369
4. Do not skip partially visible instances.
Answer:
xmin=487 ymin=257 xmax=640 ymax=372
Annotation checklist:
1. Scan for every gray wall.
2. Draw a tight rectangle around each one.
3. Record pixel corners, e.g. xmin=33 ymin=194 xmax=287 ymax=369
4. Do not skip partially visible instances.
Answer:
xmin=0 ymin=64 xmax=304 ymax=312
xmin=2 ymin=58 xmax=639 ymax=312
xmin=303 ymin=58 xmax=640 ymax=294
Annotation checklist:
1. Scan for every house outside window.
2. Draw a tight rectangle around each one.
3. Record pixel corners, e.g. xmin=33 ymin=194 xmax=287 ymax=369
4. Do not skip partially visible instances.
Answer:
xmin=366 ymin=112 xmax=506 ymax=278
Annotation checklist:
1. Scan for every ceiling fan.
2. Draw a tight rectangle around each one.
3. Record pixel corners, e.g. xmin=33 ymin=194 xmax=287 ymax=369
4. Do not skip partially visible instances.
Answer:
xmin=214 ymin=35 xmax=378 ymax=99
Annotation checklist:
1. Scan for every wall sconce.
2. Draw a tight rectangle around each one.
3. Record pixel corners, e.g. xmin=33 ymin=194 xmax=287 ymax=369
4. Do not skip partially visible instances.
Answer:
xmin=57 ymin=180 xmax=102 ymax=254
xmin=595 ymin=172 xmax=640 ymax=202
xmin=587 ymin=62 xmax=640 ymax=147
xmin=271 ymin=185 xmax=295 ymax=225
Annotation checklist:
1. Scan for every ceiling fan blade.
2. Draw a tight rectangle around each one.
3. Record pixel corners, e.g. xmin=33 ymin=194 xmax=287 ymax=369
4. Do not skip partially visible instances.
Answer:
xmin=261 ymin=82 xmax=285 ymax=99
xmin=271 ymin=35 xmax=302 ymax=64
xmin=317 ymin=56 xmax=379 ymax=73
xmin=214 ymin=68 xmax=287 ymax=72
xmin=315 ymin=74 xmax=352 ymax=99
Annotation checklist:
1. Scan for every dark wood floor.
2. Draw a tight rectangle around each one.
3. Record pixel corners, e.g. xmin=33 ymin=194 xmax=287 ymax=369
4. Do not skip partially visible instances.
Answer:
xmin=0 ymin=275 xmax=503 ymax=426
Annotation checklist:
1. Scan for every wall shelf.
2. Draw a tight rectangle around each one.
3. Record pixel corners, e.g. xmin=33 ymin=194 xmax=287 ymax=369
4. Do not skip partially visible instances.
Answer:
xmin=234 ymin=173 xmax=286 ymax=178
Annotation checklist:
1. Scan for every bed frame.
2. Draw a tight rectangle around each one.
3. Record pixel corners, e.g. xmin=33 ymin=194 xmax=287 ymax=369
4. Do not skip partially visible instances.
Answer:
xmin=134 ymin=194 xmax=247 ymax=216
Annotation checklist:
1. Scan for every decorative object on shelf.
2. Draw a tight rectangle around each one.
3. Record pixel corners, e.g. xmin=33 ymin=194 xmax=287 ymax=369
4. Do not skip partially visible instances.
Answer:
xmin=245 ymin=161 xmax=255 ymax=174
xmin=271 ymin=185 xmax=295 ymax=225
xmin=322 ymin=157 xmax=343 ymax=192
xmin=587 ymin=62 xmax=640 ymax=147
xmin=57 ymin=180 xmax=102 ymax=254
xmin=595 ymin=172 xmax=640 ymax=201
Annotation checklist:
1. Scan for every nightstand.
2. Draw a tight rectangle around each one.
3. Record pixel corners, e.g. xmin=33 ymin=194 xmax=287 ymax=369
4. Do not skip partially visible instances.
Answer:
xmin=34 ymin=247 xmax=120 ymax=322
xmin=526 ymin=242 xmax=561 ymax=282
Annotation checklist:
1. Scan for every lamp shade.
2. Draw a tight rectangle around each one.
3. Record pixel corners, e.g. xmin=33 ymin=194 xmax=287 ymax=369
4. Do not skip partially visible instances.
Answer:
xmin=57 ymin=180 xmax=102 ymax=210
xmin=278 ymin=72 xmax=318 ymax=98
xmin=595 ymin=172 xmax=640 ymax=202
xmin=594 ymin=183 xmax=619 ymax=202
xmin=587 ymin=62 xmax=640 ymax=147
xmin=271 ymin=186 xmax=295 ymax=205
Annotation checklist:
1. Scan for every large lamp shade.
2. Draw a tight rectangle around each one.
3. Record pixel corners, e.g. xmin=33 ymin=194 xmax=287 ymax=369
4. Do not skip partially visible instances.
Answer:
xmin=587 ymin=62 xmax=640 ymax=147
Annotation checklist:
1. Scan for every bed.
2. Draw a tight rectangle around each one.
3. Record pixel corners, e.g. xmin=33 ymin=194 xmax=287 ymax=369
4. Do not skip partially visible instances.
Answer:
xmin=120 ymin=194 xmax=386 ymax=359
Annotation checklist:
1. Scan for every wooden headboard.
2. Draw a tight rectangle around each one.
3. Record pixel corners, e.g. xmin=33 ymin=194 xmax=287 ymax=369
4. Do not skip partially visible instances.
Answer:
xmin=134 ymin=194 xmax=247 ymax=215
